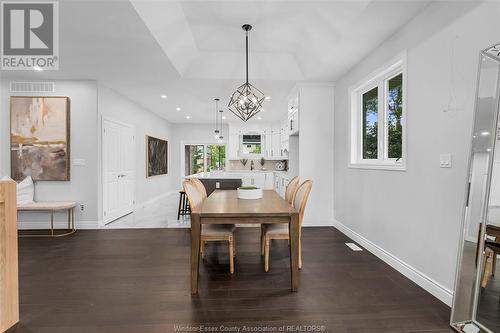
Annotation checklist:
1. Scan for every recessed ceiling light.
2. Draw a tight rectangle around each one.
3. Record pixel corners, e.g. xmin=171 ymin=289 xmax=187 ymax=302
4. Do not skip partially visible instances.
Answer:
xmin=261 ymin=108 xmax=265 ymax=112
xmin=265 ymin=96 xmax=271 ymax=100
xmin=176 ymin=107 xmax=181 ymax=111
xmin=33 ymin=66 xmax=43 ymax=71
xmin=186 ymin=115 xmax=191 ymax=119
xmin=161 ymin=94 xmax=167 ymax=99
xmin=222 ymin=116 xmax=226 ymax=120
xmin=257 ymin=116 xmax=262 ymax=120
xmin=481 ymin=131 xmax=490 ymax=136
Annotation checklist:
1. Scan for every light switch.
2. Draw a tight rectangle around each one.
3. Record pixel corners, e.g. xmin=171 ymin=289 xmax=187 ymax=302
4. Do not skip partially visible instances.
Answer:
xmin=440 ymin=153 xmax=452 ymax=168
xmin=73 ymin=158 xmax=86 ymax=166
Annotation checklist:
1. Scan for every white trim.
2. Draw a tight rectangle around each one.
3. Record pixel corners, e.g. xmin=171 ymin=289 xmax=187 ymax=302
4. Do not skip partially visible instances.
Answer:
xmin=334 ymin=219 xmax=453 ymax=306
xmin=349 ymin=51 xmax=407 ymax=171
xmin=302 ymin=219 xmax=335 ymax=227
xmin=134 ymin=190 xmax=177 ymax=210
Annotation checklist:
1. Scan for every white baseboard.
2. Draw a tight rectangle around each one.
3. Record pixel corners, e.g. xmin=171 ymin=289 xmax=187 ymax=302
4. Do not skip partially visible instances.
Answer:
xmin=135 ymin=190 xmax=177 ymax=210
xmin=334 ymin=219 xmax=453 ymax=306
xmin=303 ymin=219 xmax=335 ymax=227
xmin=18 ymin=220 xmax=99 ymax=230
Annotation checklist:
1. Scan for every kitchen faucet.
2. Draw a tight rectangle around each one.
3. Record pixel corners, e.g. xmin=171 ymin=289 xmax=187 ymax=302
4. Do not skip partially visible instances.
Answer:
xmin=250 ymin=160 xmax=254 ymax=171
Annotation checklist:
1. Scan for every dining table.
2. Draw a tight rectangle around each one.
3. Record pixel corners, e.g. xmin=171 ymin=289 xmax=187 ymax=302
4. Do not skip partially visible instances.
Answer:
xmin=190 ymin=189 xmax=300 ymax=294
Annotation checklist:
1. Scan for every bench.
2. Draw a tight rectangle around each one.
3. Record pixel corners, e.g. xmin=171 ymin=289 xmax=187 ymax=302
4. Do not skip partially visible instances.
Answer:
xmin=17 ymin=201 xmax=77 ymax=237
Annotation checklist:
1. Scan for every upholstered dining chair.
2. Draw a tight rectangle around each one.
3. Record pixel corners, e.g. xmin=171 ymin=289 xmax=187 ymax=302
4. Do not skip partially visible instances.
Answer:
xmin=260 ymin=176 xmax=300 ymax=256
xmin=183 ymin=180 xmax=236 ymax=274
xmin=262 ymin=180 xmax=313 ymax=272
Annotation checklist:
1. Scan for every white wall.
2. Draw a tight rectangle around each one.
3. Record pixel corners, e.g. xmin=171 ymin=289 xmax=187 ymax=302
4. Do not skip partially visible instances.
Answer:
xmin=0 ymin=79 xmax=99 ymax=225
xmin=170 ymin=123 xmax=229 ymax=188
xmin=334 ymin=1 xmax=500 ymax=305
xmin=97 ymin=84 xmax=173 ymax=219
xmin=297 ymin=85 xmax=335 ymax=226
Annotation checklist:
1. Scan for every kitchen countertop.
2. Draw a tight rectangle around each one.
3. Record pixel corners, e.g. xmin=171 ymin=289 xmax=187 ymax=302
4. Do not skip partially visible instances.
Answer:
xmin=186 ymin=170 xmax=288 ymax=179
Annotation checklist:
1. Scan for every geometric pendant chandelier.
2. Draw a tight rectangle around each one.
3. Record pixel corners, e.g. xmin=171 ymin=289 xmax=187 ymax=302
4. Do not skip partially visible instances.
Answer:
xmin=228 ymin=24 xmax=265 ymax=122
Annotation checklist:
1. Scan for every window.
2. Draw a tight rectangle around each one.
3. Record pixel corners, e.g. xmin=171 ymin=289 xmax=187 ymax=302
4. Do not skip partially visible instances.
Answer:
xmin=350 ymin=57 xmax=406 ymax=170
xmin=184 ymin=144 xmax=226 ymax=176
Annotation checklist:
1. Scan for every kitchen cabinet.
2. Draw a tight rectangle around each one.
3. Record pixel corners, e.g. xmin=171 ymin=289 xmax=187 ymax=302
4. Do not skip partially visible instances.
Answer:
xmin=288 ymin=91 xmax=300 ymax=136
xmin=229 ymin=123 xmax=287 ymax=160
xmin=240 ymin=172 xmax=273 ymax=189
xmin=228 ymin=132 xmax=240 ymax=160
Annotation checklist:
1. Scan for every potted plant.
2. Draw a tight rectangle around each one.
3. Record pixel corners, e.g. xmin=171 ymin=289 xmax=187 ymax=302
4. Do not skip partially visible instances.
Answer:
xmin=237 ymin=186 xmax=263 ymax=199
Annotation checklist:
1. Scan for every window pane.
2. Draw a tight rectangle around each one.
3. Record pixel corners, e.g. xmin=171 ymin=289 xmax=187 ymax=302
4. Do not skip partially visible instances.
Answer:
xmin=207 ymin=145 xmax=226 ymax=171
xmin=387 ymin=73 xmax=403 ymax=159
xmin=362 ymin=87 xmax=378 ymax=159
xmin=184 ymin=145 xmax=204 ymax=175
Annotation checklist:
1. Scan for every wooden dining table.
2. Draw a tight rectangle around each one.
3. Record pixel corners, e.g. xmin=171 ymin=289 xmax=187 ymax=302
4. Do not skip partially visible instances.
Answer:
xmin=190 ymin=190 xmax=300 ymax=294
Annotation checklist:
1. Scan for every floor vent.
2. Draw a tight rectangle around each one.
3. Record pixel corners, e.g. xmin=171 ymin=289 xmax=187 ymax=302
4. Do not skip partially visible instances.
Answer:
xmin=10 ymin=81 xmax=55 ymax=93
xmin=345 ymin=243 xmax=363 ymax=251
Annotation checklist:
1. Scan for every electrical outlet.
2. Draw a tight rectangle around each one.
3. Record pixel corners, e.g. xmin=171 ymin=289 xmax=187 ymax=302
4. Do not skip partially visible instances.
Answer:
xmin=79 ymin=204 xmax=85 ymax=212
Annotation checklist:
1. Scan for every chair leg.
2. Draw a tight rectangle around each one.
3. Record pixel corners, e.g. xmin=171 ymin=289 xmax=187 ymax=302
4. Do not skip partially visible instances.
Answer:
xmin=229 ymin=236 xmax=234 ymax=274
xmin=233 ymin=235 xmax=236 ymax=258
xmin=264 ymin=236 xmax=270 ymax=272
xmin=261 ymin=230 xmax=265 ymax=255
xmin=200 ymin=240 xmax=205 ymax=260
xmin=482 ymin=251 xmax=493 ymax=288
xmin=298 ymin=237 xmax=302 ymax=269
xmin=493 ymin=253 xmax=497 ymax=276
xmin=177 ymin=193 xmax=183 ymax=220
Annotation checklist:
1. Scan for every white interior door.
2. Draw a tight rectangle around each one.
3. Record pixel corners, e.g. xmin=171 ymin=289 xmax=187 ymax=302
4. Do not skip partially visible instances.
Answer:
xmin=103 ymin=118 xmax=135 ymax=224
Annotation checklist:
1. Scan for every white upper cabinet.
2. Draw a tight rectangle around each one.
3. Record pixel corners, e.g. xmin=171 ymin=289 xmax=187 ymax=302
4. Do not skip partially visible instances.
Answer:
xmin=288 ymin=91 xmax=300 ymax=136
xmin=228 ymin=122 xmax=287 ymax=160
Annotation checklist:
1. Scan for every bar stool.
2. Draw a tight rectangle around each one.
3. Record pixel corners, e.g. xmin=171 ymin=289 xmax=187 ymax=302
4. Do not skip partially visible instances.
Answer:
xmin=177 ymin=190 xmax=191 ymax=220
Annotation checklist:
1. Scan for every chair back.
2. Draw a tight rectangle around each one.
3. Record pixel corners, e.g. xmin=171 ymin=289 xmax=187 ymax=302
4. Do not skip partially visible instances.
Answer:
xmin=293 ymin=180 xmax=313 ymax=227
xmin=190 ymin=178 xmax=207 ymax=200
xmin=183 ymin=180 xmax=203 ymax=212
xmin=285 ymin=176 xmax=300 ymax=204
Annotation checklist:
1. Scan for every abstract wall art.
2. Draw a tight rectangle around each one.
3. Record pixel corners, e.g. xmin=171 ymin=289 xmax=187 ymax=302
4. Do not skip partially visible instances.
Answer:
xmin=10 ymin=96 xmax=70 ymax=181
xmin=146 ymin=135 xmax=168 ymax=177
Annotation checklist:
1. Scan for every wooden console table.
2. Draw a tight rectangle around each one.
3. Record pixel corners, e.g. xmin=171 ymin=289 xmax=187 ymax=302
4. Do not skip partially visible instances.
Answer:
xmin=17 ymin=201 xmax=77 ymax=237
xmin=0 ymin=180 xmax=19 ymax=332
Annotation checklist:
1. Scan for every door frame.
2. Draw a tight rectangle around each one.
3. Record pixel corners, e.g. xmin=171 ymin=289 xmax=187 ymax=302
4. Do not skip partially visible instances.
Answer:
xmin=101 ymin=116 xmax=136 ymax=225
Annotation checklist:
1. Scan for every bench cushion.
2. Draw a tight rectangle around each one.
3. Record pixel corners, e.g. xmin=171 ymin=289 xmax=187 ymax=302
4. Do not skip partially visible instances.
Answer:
xmin=17 ymin=201 xmax=77 ymax=211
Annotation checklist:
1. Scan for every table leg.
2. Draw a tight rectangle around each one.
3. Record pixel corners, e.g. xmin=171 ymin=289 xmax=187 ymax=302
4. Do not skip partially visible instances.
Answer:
xmin=191 ymin=213 xmax=201 ymax=294
xmin=68 ymin=209 xmax=71 ymax=230
xmin=289 ymin=212 xmax=300 ymax=291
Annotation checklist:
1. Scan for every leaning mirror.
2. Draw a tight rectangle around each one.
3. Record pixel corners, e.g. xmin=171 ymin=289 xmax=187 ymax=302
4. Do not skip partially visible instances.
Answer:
xmin=451 ymin=44 xmax=500 ymax=333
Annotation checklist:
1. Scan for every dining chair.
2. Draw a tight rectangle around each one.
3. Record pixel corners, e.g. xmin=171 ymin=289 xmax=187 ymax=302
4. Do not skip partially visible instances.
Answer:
xmin=260 ymin=176 xmax=300 ymax=255
xmin=262 ymin=180 xmax=313 ymax=272
xmin=183 ymin=180 xmax=236 ymax=274
xmin=190 ymin=178 xmax=208 ymax=200
xmin=285 ymin=176 xmax=300 ymax=204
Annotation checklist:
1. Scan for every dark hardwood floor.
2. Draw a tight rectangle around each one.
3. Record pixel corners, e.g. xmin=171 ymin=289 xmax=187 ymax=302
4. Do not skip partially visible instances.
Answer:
xmin=7 ymin=227 xmax=453 ymax=333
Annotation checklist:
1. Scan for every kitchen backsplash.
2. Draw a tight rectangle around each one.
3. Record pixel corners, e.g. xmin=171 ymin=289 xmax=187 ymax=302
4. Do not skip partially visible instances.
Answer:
xmin=227 ymin=159 xmax=287 ymax=171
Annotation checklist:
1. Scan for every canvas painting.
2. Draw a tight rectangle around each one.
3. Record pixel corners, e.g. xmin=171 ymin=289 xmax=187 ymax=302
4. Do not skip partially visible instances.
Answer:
xmin=147 ymin=135 xmax=168 ymax=177
xmin=11 ymin=97 xmax=70 ymax=181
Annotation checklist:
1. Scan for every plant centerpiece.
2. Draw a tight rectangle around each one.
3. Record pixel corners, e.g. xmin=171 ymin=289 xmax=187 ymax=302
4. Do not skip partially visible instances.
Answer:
xmin=237 ymin=185 xmax=263 ymax=199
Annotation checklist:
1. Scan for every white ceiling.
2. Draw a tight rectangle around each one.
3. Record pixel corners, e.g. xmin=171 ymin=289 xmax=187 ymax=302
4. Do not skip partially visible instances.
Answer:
xmin=1 ymin=0 xmax=431 ymax=124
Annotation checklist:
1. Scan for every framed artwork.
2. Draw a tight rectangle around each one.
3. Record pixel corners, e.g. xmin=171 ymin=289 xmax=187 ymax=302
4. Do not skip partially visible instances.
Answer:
xmin=10 ymin=96 xmax=70 ymax=181
xmin=146 ymin=135 xmax=168 ymax=177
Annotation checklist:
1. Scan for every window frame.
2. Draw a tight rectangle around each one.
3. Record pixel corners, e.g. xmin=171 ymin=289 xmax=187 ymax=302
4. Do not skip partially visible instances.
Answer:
xmin=181 ymin=142 xmax=227 ymax=177
xmin=349 ymin=54 xmax=407 ymax=171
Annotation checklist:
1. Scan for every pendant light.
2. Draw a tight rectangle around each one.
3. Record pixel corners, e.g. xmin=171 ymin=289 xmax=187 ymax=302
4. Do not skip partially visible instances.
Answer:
xmin=214 ymin=98 xmax=220 ymax=139
xmin=218 ymin=108 xmax=224 ymax=143
xmin=228 ymin=24 xmax=265 ymax=122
